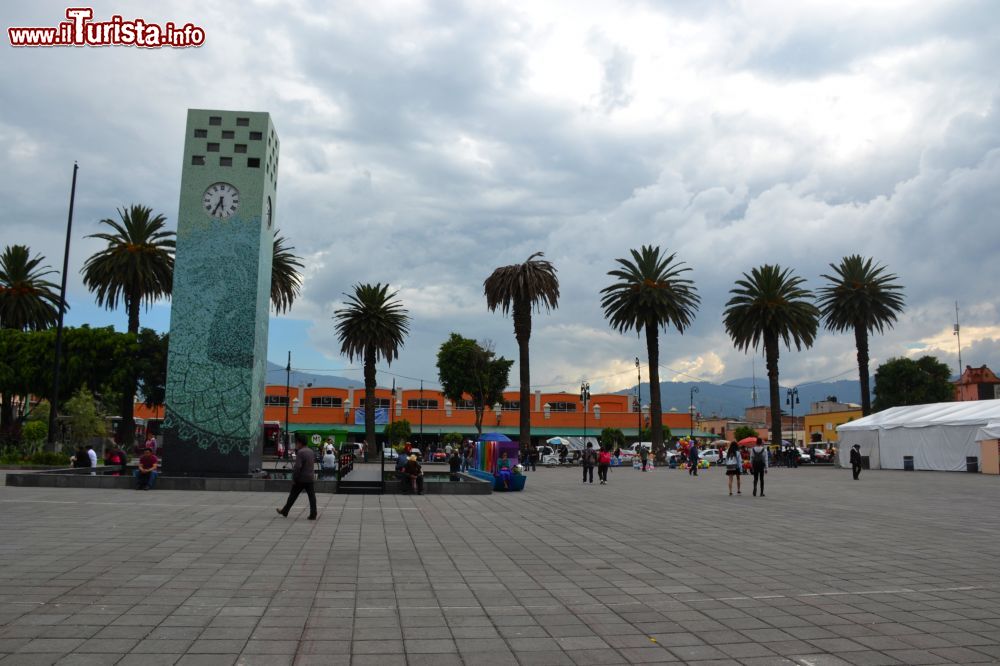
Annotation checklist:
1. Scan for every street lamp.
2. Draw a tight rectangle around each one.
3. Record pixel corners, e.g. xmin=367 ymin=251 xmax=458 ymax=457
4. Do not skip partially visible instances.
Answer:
xmin=580 ymin=381 xmax=591 ymax=446
xmin=786 ymin=387 xmax=799 ymax=447
xmin=689 ymin=386 xmax=699 ymax=439
xmin=494 ymin=401 xmax=502 ymax=427
xmin=284 ymin=351 xmax=291 ymax=457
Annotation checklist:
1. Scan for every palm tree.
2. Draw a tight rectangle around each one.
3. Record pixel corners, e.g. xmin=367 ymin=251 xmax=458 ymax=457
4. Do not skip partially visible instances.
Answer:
xmin=0 ymin=245 xmax=62 ymax=332
xmin=601 ymin=245 xmax=699 ymax=453
xmin=723 ymin=265 xmax=818 ymax=447
xmin=818 ymin=255 xmax=904 ymax=416
xmin=82 ymin=205 xmax=175 ymax=445
xmin=271 ymin=232 xmax=304 ymax=314
xmin=0 ymin=245 xmax=63 ymax=429
xmin=334 ymin=283 xmax=410 ymax=453
xmin=484 ymin=252 xmax=559 ymax=449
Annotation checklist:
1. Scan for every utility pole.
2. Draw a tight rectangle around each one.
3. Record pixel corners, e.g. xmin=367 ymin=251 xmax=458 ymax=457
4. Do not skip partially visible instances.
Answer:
xmin=284 ymin=351 xmax=291 ymax=457
xmin=635 ymin=357 xmax=641 ymax=442
xmin=580 ymin=381 xmax=590 ymax=447
xmin=954 ymin=301 xmax=963 ymax=379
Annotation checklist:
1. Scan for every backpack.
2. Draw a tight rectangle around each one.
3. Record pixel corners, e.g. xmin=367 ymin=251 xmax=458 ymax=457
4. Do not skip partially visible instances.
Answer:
xmin=598 ymin=450 xmax=611 ymax=465
xmin=751 ymin=447 xmax=765 ymax=466
xmin=584 ymin=449 xmax=597 ymax=465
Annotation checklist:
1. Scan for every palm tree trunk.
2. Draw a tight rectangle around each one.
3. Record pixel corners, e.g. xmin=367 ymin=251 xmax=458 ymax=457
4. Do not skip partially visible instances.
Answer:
xmin=364 ymin=347 xmax=376 ymax=454
xmin=474 ymin=405 xmax=483 ymax=437
xmin=644 ymin=324 xmax=663 ymax=454
xmin=513 ymin=300 xmax=531 ymax=449
xmin=118 ymin=296 xmax=141 ymax=447
xmin=764 ymin=333 xmax=782 ymax=447
xmin=855 ymin=324 xmax=872 ymax=416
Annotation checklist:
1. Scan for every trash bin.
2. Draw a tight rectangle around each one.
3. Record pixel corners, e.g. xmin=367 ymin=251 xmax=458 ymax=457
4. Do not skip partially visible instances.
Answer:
xmin=966 ymin=456 xmax=979 ymax=473
xmin=903 ymin=456 xmax=914 ymax=471
xmin=861 ymin=455 xmax=870 ymax=470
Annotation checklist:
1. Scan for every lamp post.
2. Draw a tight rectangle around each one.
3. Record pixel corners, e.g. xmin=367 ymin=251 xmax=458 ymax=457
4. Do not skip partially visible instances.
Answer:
xmin=580 ymin=381 xmax=590 ymax=446
xmin=635 ymin=357 xmax=642 ymax=442
xmin=419 ymin=379 xmax=424 ymax=449
xmin=283 ymin=351 xmax=291 ymax=458
xmin=689 ymin=386 xmax=699 ymax=439
xmin=495 ymin=401 xmax=502 ymax=427
xmin=786 ymin=387 xmax=799 ymax=447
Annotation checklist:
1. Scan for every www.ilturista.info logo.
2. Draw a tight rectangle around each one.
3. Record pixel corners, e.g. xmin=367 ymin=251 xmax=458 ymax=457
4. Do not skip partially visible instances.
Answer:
xmin=8 ymin=7 xmax=205 ymax=48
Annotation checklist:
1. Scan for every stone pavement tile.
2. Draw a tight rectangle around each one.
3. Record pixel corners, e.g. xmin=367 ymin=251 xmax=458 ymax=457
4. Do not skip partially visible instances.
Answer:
xmin=348 ymin=655 xmax=407 ymax=666
xmin=405 ymin=654 xmax=464 ymax=666
xmin=513 ymin=650 xmax=576 ymax=665
xmin=759 ymin=640 xmax=816 ymax=656
xmin=614 ymin=646 xmax=679 ymax=663
xmin=200 ymin=628 xmax=255 ymax=641
xmin=239 ymin=640 xmax=297 ymax=655
xmin=131 ymin=639 xmax=194 ymax=654
xmin=53 ymin=655 xmax=124 ymax=665
xmin=454 ymin=652 xmax=519 ymax=666
xmin=0 ymin=656 xmax=70 ymax=666
xmin=457 ymin=638 xmax=508 ymax=653
xmin=296 ymin=640 xmax=350 ymax=655
xmin=738 ymin=658 xmax=799 ymax=666
xmin=116 ymin=654 xmax=181 ymax=665
xmin=498 ymin=626 xmax=549 ymax=639
xmin=880 ymin=650 xmax=949 ymax=665
xmin=717 ymin=642 xmax=777 ymax=659
xmin=16 ymin=637 xmax=86 ymax=653
xmin=508 ymin=637 xmax=561 ymax=652
xmin=784 ymin=656 xmax=853 ymax=666
xmin=647 ymin=632 xmax=704 ymax=647
xmin=188 ymin=639 xmax=249 ymax=654
xmin=175 ymin=655 xmax=238 ymax=666
xmin=403 ymin=638 xmax=457 ymax=653
xmin=92 ymin=626 xmax=149 ymax=639
xmin=74 ymin=638 xmax=139 ymax=653
xmin=838 ymin=651 xmax=905 ymax=665
xmin=665 ymin=645 xmax=730 ymax=661
xmin=351 ymin=640 xmax=404 ymax=654
xmin=806 ymin=637 xmax=870 ymax=652
xmin=567 ymin=648 xmax=629 ymax=665
xmin=149 ymin=627 xmax=203 ymax=640
xmin=0 ymin=639 xmax=29 ymax=652
xmin=299 ymin=628 xmax=351 ymax=641
xmin=451 ymin=625 xmax=501 ymax=639
xmin=234 ymin=655 xmax=293 ymax=666
xmin=291 ymin=656 xmax=350 ymax=666
xmin=556 ymin=636 xmax=611 ymax=650
xmin=929 ymin=646 xmax=995 ymax=663
xmin=898 ymin=633 xmax=956 ymax=649
xmin=938 ymin=631 xmax=996 ymax=646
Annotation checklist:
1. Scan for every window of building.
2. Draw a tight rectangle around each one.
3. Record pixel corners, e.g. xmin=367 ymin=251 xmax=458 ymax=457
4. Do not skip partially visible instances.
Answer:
xmin=191 ymin=155 xmax=205 ymax=165
xmin=248 ymin=158 xmax=260 ymax=168
xmin=208 ymin=116 xmax=222 ymax=125
xmin=234 ymin=144 xmax=247 ymax=154
xmin=236 ymin=117 xmax=250 ymax=126
xmin=219 ymin=157 xmax=232 ymax=167
xmin=194 ymin=128 xmax=207 ymax=138
xmin=549 ymin=401 xmax=577 ymax=412
xmin=455 ymin=399 xmax=476 ymax=410
xmin=310 ymin=396 xmax=343 ymax=408
xmin=359 ymin=398 xmax=391 ymax=409
xmin=408 ymin=399 xmax=439 ymax=410
xmin=264 ymin=395 xmax=288 ymax=406
xmin=222 ymin=130 xmax=234 ymax=139
xmin=207 ymin=142 xmax=219 ymax=152
xmin=249 ymin=131 xmax=263 ymax=140
xmin=502 ymin=401 xmax=520 ymax=411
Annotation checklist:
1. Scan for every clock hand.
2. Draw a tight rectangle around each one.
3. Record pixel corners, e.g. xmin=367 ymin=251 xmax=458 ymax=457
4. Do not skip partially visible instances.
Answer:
xmin=213 ymin=197 xmax=225 ymax=214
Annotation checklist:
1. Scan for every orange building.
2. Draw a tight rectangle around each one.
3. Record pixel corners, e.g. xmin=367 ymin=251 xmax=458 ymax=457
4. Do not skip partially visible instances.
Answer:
xmin=136 ymin=385 xmax=693 ymax=445
xmin=955 ymin=365 xmax=1000 ymax=401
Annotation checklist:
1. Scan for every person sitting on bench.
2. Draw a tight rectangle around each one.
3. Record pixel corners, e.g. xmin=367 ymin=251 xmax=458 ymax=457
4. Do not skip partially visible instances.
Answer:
xmin=404 ymin=454 xmax=424 ymax=495
xmin=135 ymin=447 xmax=158 ymax=490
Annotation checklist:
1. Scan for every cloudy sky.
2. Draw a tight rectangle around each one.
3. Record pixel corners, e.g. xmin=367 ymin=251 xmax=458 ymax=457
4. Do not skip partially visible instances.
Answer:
xmin=2 ymin=0 xmax=998 ymax=399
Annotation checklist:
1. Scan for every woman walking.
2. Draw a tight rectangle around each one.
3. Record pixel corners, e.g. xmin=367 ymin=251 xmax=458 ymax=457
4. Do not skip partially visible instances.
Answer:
xmin=597 ymin=446 xmax=612 ymax=485
xmin=724 ymin=441 xmax=742 ymax=495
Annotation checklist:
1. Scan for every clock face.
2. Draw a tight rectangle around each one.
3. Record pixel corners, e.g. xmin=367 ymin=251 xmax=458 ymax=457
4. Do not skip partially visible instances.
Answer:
xmin=266 ymin=196 xmax=273 ymax=229
xmin=202 ymin=182 xmax=240 ymax=219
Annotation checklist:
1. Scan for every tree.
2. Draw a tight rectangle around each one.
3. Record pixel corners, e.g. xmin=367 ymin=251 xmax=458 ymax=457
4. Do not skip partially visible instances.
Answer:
xmin=443 ymin=432 xmax=463 ymax=447
xmin=0 ymin=245 xmax=63 ymax=430
xmin=599 ymin=427 xmax=625 ymax=451
xmin=484 ymin=252 xmax=559 ymax=448
xmin=383 ymin=419 xmax=412 ymax=447
xmin=601 ymin=245 xmax=699 ymax=454
xmin=62 ymin=387 xmax=106 ymax=448
xmin=724 ymin=265 xmax=819 ymax=447
xmin=873 ymin=356 xmax=954 ymax=411
xmin=436 ymin=333 xmax=513 ymax=438
xmin=135 ymin=329 xmax=168 ymax=408
xmin=818 ymin=255 xmax=905 ymax=416
xmin=733 ymin=425 xmax=758 ymax=442
xmin=271 ymin=232 xmax=304 ymax=314
xmin=81 ymin=205 xmax=175 ymax=445
xmin=334 ymin=283 xmax=410 ymax=453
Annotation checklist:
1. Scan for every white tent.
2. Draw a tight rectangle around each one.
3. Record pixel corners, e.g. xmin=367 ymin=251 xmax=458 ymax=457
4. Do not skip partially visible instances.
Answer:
xmin=975 ymin=422 xmax=1000 ymax=442
xmin=837 ymin=399 xmax=1000 ymax=471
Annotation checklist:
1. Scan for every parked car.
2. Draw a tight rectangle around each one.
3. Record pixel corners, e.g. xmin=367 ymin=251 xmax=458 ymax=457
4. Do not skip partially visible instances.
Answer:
xmin=791 ymin=447 xmax=812 ymax=464
xmin=810 ymin=447 xmax=832 ymax=463
xmin=383 ymin=447 xmax=399 ymax=461
xmin=431 ymin=450 xmax=448 ymax=462
xmin=699 ymin=449 xmax=721 ymax=465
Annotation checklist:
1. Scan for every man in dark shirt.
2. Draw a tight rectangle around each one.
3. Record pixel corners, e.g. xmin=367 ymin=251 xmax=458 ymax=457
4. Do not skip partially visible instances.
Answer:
xmin=850 ymin=444 xmax=863 ymax=480
xmin=135 ymin=448 xmax=158 ymax=490
xmin=404 ymin=454 xmax=424 ymax=495
xmin=276 ymin=435 xmax=318 ymax=520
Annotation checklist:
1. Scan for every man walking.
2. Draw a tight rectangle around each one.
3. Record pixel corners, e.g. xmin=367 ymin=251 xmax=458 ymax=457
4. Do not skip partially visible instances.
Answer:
xmin=688 ymin=441 xmax=699 ymax=476
xmin=582 ymin=442 xmax=597 ymax=484
xmin=850 ymin=444 xmax=863 ymax=480
xmin=751 ymin=437 xmax=768 ymax=497
xmin=276 ymin=434 xmax=318 ymax=520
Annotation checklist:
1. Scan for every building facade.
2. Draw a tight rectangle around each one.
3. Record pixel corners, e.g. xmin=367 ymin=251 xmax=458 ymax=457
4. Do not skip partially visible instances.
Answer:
xmin=955 ymin=365 xmax=1000 ymax=401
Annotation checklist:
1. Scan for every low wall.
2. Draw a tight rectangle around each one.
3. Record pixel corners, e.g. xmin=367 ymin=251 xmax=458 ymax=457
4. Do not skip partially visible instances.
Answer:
xmin=5 ymin=470 xmax=336 ymax=493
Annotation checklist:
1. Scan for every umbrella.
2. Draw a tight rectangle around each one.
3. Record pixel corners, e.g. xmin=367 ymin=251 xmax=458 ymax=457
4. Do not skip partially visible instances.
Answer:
xmin=478 ymin=432 xmax=512 ymax=442
xmin=737 ymin=436 xmax=759 ymax=446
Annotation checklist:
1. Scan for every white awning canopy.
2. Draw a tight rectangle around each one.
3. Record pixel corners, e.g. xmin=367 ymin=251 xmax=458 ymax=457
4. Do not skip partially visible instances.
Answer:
xmin=838 ymin=399 xmax=1000 ymax=431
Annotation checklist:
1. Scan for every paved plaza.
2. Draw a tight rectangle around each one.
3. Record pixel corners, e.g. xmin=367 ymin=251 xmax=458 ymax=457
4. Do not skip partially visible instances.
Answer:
xmin=1 ymin=465 xmax=998 ymax=666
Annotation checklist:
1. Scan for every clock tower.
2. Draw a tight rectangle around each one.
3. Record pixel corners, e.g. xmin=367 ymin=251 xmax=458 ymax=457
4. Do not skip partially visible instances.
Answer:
xmin=163 ymin=109 xmax=279 ymax=476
